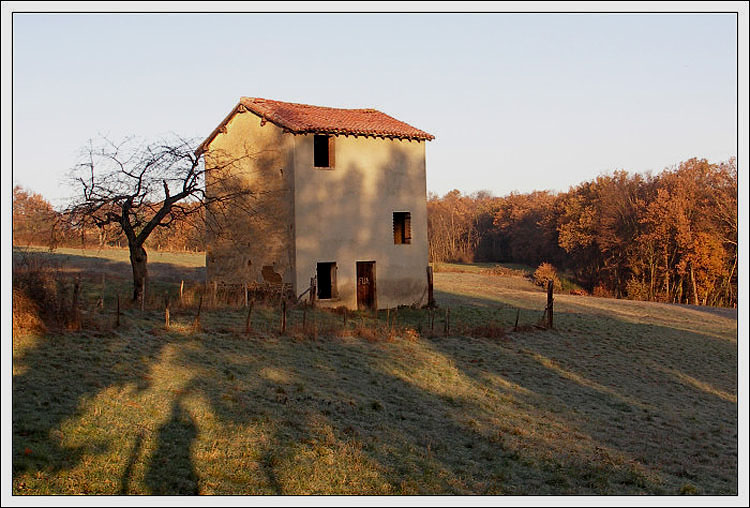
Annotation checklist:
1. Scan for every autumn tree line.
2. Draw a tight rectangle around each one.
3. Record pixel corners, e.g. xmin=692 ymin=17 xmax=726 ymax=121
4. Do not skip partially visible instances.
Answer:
xmin=12 ymin=186 xmax=205 ymax=253
xmin=13 ymin=157 xmax=737 ymax=307
xmin=428 ymin=157 xmax=737 ymax=307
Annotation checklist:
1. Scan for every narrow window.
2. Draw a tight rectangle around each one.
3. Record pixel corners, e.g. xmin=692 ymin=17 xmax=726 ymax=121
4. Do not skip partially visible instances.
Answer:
xmin=393 ymin=212 xmax=411 ymax=244
xmin=314 ymin=134 xmax=334 ymax=168
xmin=316 ymin=262 xmax=337 ymax=299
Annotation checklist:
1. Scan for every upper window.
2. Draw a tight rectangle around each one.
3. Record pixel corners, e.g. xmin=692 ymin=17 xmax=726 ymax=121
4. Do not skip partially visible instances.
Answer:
xmin=393 ymin=212 xmax=411 ymax=244
xmin=314 ymin=134 xmax=335 ymax=168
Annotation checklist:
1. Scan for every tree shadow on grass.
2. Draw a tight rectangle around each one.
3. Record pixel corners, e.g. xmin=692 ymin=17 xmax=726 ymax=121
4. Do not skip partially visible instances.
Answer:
xmin=12 ymin=287 xmax=738 ymax=495
xmin=421 ymin=291 xmax=738 ymax=494
xmin=12 ymin=248 xmax=206 ymax=283
xmin=173 ymin=325 xmax=688 ymax=495
xmin=12 ymin=328 xmax=169 ymax=491
xmin=143 ymin=394 xmax=200 ymax=495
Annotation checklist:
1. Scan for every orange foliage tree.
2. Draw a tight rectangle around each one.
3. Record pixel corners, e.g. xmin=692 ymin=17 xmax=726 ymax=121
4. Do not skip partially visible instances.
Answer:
xmin=426 ymin=157 xmax=736 ymax=307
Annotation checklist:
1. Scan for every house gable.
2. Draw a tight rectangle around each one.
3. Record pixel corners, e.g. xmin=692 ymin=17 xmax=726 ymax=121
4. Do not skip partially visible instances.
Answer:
xmin=203 ymin=106 xmax=296 ymax=287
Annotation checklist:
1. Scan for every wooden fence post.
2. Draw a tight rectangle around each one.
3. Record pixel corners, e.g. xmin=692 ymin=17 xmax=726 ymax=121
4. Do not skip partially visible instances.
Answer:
xmin=245 ymin=299 xmax=254 ymax=334
xmin=116 ymin=294 xmax=121 ymax=327
xmin=193 ymin=296 xmax=203 ymax=332
xmin=164 ymin=293 xmax=170 ymax=330
xmin=180 ymin=280 xmax=184 ymax=306
xmin=546 ymin=280 xmax=554 ymax=329
xmin=280 ymin=299 xmax=287 ymax=334
xmin=426 ymin=265 xmax=435 ymax=307
xmin=513 ymin=309 xmax=519 ymax=331
xmin=99 ymin=273 xmax=105 ymax=310
xmin=71 ymin=279 xmax=81 ymax=331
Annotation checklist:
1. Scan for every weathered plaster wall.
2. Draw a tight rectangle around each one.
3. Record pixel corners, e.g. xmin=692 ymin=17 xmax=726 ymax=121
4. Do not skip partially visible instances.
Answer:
xmin=204 ymin=111 xmax=296 ymax=288
xmin=293 ymin=134 xmax=429 ymax=309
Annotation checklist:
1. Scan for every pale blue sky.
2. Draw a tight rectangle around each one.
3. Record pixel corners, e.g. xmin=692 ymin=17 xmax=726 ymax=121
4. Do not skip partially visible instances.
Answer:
xmin=12 ymin=13 xmax=737 ymax=206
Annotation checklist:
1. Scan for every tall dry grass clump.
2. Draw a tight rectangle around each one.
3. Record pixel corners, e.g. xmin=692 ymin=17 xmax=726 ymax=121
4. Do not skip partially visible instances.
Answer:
xmin=480 ymin=265 xmax=528 ymax=278
xmin=12 ymin=290 xmax=47 ymax=336
xmin=12 ymin=252 xmax=65 ymax=334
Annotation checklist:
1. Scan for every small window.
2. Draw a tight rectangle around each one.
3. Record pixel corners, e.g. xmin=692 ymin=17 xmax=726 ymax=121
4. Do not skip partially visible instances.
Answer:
xmin=314 ymin=134 xmax=334 ymax=168
xmin=316 ymin=262 xmax=337 ymax=299
xmin=393 ymin=212 xmax=411 ymax=244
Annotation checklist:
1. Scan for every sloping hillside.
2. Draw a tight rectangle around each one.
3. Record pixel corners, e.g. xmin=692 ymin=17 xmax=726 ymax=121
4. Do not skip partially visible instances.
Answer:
xmin=12 ymin=250 xmax=737 ymax=495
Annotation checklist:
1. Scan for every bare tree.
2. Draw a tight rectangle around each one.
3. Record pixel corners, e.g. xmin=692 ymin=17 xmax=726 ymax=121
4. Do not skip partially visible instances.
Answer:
xmin=65 ymin=135 xmax=254 ymax=303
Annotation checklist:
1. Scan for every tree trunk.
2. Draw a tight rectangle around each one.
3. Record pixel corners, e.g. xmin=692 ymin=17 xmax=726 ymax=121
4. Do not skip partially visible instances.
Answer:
xmin=722 ymin=253 xmax=738 ymax=306
xmin=663 ymin=250 xmax=670 ymax=301
xmin=130 ymin=243 xmax=148 ymax=303
xmin=649 ymin=259 xmax=655 ymax=301
xmin=690 ymin=264 xmax=699 ymax=306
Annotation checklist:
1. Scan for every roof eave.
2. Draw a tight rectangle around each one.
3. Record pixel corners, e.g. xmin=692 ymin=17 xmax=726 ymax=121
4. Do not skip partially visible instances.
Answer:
xmin=197 ymin=101 xmax=435 ymax=156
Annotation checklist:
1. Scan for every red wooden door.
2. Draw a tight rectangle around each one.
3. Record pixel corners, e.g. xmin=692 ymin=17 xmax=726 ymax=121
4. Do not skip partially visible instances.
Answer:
xmin=356 ymin=261 xmax=376 ymax=310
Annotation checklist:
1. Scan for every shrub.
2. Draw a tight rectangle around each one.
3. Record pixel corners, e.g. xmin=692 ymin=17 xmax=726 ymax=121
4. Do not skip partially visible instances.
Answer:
xmin=532 ymin=263 xmax=561 ymax=291
xmin=592 ymin=284 xmax=613 ymax=298
xmin=12 ymin=252 xmax=62 ymax=332
xmin=679 ymin=483 xmax=698 ymax=495
xmin=12 ymin=289 xmax=47 ymax=336
xmin=451 ymin=252 xmax=474 ymax=264
xmin=625 ymin=277 xmax=650 ymax=301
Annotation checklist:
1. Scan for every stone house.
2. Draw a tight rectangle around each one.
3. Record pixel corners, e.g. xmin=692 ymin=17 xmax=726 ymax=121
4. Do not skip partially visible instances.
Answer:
xmin=198 ymin=97 xmax=434 ymax=310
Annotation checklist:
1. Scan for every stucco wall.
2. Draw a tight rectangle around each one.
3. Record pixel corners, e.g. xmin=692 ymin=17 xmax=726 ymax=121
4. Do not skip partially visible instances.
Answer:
xmin=204 ymin=110 xmax=296 ymax=287
xmin=293 ymin=134 xmax=429 ymax=309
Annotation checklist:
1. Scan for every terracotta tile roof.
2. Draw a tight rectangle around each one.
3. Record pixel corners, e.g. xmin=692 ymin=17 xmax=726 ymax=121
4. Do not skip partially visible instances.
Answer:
xmin=198 ymin=97 xmax=434 ymax=153
xmin=238 ymin=97 xmax=435 ymax=141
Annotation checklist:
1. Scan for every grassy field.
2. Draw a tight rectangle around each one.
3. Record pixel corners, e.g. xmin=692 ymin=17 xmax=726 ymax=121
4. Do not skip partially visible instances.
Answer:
xmin=12 ymin=248 xmax=738 ymax=495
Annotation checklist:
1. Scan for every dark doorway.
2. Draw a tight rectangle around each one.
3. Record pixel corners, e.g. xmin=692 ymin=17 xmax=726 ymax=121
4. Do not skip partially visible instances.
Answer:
xmin=356 ymin=261 xmax=376 ymax=310
xmin=317 ymin=262 xmax=337 ymax=300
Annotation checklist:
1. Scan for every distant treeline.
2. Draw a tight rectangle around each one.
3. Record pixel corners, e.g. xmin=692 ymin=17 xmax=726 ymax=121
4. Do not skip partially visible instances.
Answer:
xmin=13 ymin=157 xmax=738 ymax=307
xmin=428 ymin=157 xmax=737 ymax=307
xmin=12 ymin=186 xmax=205 ymax=253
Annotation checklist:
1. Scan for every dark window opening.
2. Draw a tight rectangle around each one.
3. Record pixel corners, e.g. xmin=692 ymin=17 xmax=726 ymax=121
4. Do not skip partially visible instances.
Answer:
xmin=393 ymin=212 xmax=412 ymax=244
xmin=314 ymin=134 xmax=334 ymax=168
xmin=316 ymin=262 xmax=337 ymax=299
